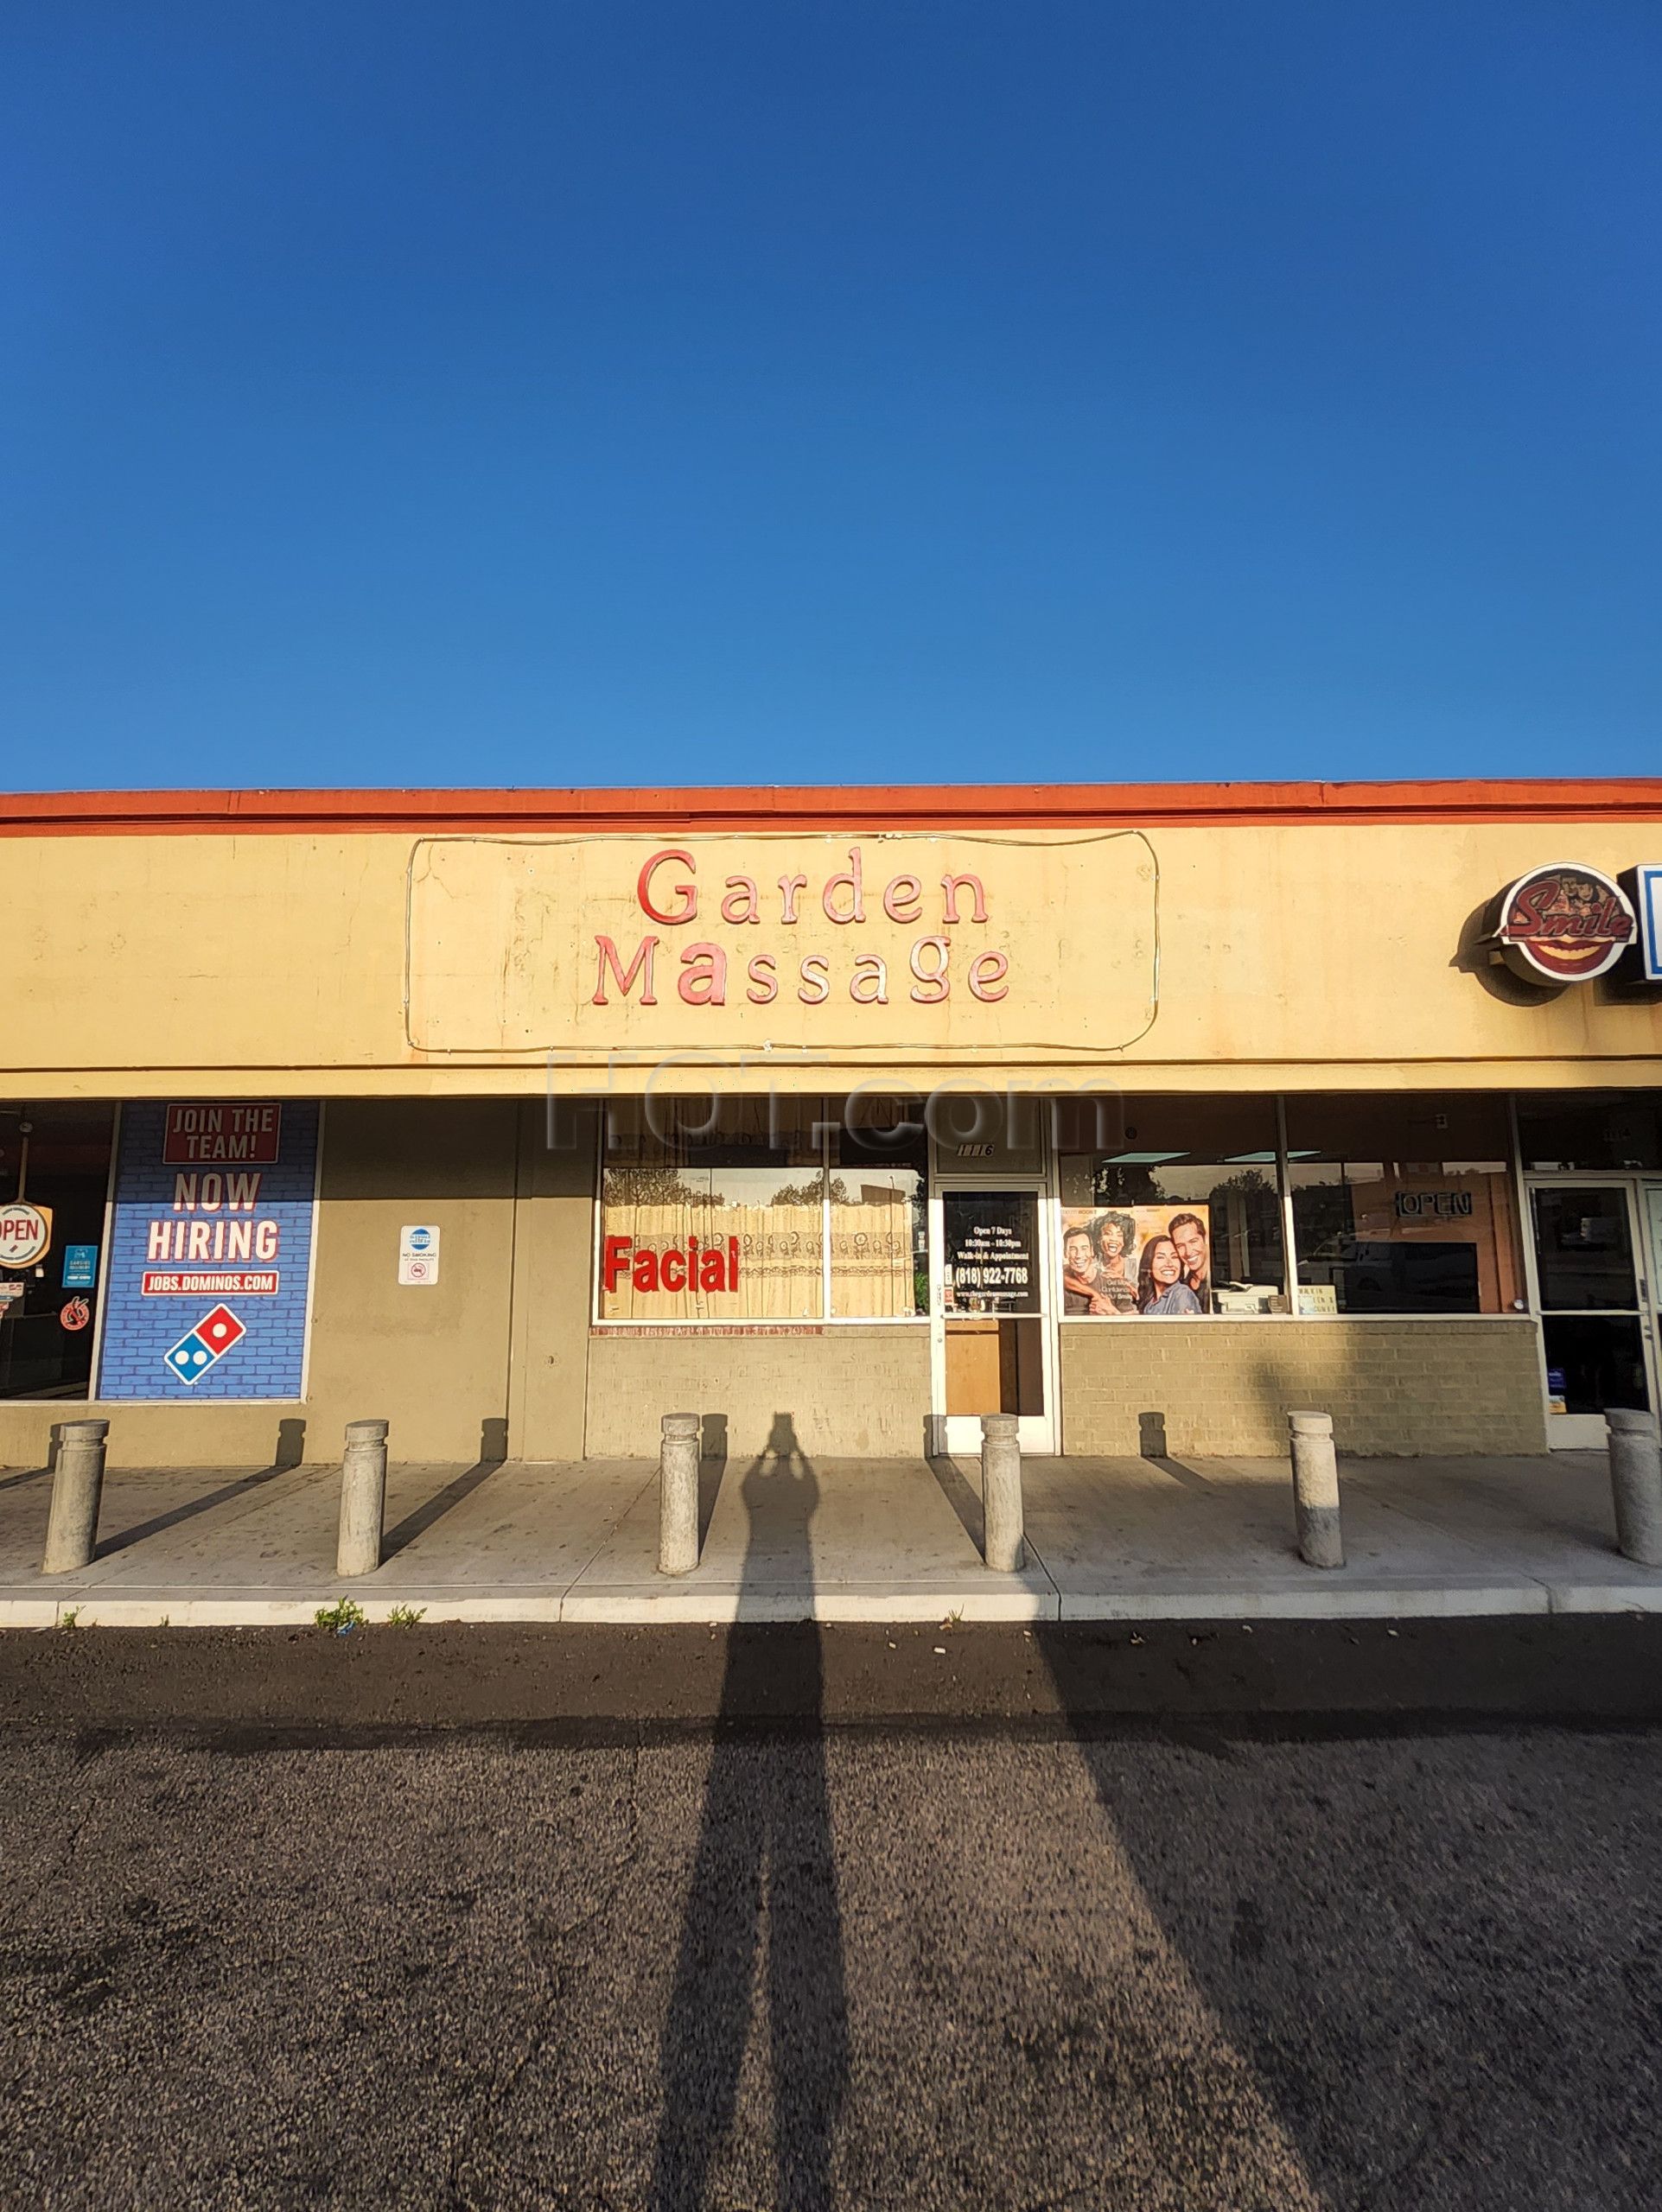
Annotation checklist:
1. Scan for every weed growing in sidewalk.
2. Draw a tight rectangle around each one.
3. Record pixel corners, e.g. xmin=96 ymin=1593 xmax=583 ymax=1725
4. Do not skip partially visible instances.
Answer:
xmin=57 ymin=1607 xmax=81 ymax=1631
xmin=315 ymin=1599 xmax=366 ymax=1634
xmin=385 ymin=1605 xmax=426 ymax=1628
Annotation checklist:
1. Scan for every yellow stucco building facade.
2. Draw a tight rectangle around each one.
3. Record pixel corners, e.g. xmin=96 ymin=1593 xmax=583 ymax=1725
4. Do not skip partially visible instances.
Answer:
xmin=0 ymin=778 xmax=1656 ymax=1468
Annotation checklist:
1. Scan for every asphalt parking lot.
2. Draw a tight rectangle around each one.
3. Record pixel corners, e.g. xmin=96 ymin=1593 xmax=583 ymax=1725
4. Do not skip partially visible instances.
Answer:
xmin=2 ymin=1620 xmax=1659 ymax=2209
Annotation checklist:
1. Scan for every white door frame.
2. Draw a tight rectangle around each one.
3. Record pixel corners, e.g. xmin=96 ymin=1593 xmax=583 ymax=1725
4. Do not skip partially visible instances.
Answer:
xmin=1522 ymin=1173 xmax=1660 ymax=1448
xmin=928 ymin=1173 xmax=1059 ymax=1456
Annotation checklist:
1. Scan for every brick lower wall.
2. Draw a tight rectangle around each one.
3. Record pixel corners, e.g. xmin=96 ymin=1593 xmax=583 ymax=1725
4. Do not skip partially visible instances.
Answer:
xmin=1059 ymin=1319 xmax=1547 ymax=1457
xmin=584 ymin=1326 xmax=933 ymax=1459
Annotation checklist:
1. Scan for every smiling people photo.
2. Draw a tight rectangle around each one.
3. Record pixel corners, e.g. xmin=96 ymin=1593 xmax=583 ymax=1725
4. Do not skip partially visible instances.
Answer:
xmin=1137 ymin=1234 xmax=1203 ymax=1317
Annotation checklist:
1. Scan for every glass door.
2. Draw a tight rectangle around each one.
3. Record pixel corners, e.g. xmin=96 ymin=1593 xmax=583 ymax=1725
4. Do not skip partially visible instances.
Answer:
xmin=929 ymin=1183 xmax=1056 ymax=1455
xmin=1644 ymin=1180 xmax=1662 ymax=1416
xmin=1527 ymin=1181 xmax=1656 ymax=1447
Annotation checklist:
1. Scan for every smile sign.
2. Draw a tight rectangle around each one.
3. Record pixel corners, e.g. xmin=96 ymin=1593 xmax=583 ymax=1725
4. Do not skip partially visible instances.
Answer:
xmin=1493 ymin=863 xmax=1636 ymax=982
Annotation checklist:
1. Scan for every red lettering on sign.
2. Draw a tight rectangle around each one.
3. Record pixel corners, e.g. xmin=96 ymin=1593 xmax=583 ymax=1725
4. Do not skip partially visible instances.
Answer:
xmin=939 ymin=871 xmax=987 ymax=925
xmin=593 ymin=935 xmax=659 ymax=1005
xmin=677 ymin=942 xmax=728 ymax=1006
xmin=823 ymin=849 xmax=864 ymax=925
xmin=602 ymin=1235 xmax=633 ymax=1294
xmin=636 ymin=849 xmax=698 ymax=925
xmin=882 ymin=874 xmax=923 ymax=923
xmin=721 ymin=876 xmax=761 ymax=925
xmin=968 ymin=950 xmax=1009 ymax=1001
xmin=597 ymin=1235 xmax=742 ymax=1301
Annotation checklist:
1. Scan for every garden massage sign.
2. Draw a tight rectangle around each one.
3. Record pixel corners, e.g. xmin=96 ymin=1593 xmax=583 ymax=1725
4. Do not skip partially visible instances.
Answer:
xmin=599 ymin=845 xmax=1015 ymax=1011
xmin=404 ymin=830 xmax=1158 ymax=1065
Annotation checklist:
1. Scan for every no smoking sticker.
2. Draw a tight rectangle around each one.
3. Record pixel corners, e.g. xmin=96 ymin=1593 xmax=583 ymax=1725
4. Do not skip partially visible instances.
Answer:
xmin=398 ymin=1224 xmax=441 ymax=1287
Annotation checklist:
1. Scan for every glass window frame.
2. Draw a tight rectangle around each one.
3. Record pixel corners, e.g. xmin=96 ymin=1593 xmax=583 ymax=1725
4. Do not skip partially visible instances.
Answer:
xmin=0 ymin=1099 xmax=119 ymax=1403
xmin=1516 ymin=1090 xmax=1662 ymax=1174
xmin=1283 ymin=1091 xmax=1521 ymax=1319
xmin=591 ymin=1096 xmax=932 ymax=1326
xmin=588 ymin=1089 xmax=1612 ymax=1329
xmin=1055 ymin=1093 xmax=1289 ymax=1320
xmin=1056 ymin=1090 xmax=1533 ymax=1325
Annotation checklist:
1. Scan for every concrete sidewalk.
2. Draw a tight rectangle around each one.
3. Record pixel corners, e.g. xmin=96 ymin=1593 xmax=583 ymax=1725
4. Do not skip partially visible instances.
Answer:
xmin=0 ymin=1443 xmax=1657 ymax=1626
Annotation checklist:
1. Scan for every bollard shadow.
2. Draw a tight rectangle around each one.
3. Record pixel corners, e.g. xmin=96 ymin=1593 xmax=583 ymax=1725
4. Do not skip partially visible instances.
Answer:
xmin=926 ymin=1442 xmax=986 ymax=1552
xmin=1138 ymin=1409 xmax=1169 ymax=1459
xmin=698 ymin=1413 xmax=728 ymax=1547
xmin=51 ymin=1416 xmax=312 ymax=1557
xmin=93 ymin=1422 xmax=302 ymax=1556
xmin=652 ymin=1413 xmax=849 ymax=2211
xmin=381 ymin=1416 xmax=509 ymax=1562
xmin=94 ymin=1464 xmax=290 ymax=1558
xmin=1137 ymin=1409 xmax=1213 ymax=1492
xmin=0 ymin=1462 xmax=54 ymax=1495
xmin=15 ymin=1429 xmax=71 ymax=1563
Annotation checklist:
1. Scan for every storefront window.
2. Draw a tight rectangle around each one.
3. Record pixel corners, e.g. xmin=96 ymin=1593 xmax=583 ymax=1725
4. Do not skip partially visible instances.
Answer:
xmin=599 ymin=1099 xmax=825 ymax=1320
xmin=1516 ymin=1090 xmax=1662 ymax=1173
xmin=598 ymin=1095 xmax=933 ymax=1323
xmin=832 ymin=1108 xmax=927 ymax=1317
xmin=1286 ymin=1094 xmax=1519 ymax=1315
xmin=598 ymin=1089 xmax=1537 ymax=1327
xmin=0 ymin=1103 xmax=115 ymax=1400
xmin=1057 ymin=1096 xmax=1285 ymax=1315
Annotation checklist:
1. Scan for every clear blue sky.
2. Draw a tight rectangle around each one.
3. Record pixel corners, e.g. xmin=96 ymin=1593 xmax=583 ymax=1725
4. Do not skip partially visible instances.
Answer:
xmin=3 ymin=2 xmax=1659 ymax=793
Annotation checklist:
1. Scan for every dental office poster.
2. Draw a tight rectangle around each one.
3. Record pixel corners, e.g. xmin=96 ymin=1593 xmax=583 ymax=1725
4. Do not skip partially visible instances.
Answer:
xmin=1058 ymin=1201 xmax=1212 ymax=1317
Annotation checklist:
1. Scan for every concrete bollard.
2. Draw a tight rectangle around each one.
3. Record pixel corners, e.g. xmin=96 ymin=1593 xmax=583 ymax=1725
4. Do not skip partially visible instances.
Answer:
xmin=659 ymin=1412 xmax=701 ymax=1576
xmin=981 ymin=1412 xmax=1025 ymax=1573
xmin=42 ymin=1420 xmax=110 ymax=1574
xmin=336 ymin=1419 xmax=390 ymax=1578
xmin=1607 ymin=1409 xmax=1662 ymax=1567
xmin=1287 ymin=1409 xmax=1345 ymax=1568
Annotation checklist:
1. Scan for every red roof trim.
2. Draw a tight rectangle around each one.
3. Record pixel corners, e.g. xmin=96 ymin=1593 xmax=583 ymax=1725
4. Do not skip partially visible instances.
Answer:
xmin=0 ymin=779 xmax=1659 ymax=835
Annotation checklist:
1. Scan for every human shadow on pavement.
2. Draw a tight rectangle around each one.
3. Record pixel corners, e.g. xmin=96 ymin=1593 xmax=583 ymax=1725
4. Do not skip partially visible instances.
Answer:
xmin=652 ymin=1413 xmax=850 ymax=2212
xmin=1034 ymin=1624 xmax=1662 ymax=2209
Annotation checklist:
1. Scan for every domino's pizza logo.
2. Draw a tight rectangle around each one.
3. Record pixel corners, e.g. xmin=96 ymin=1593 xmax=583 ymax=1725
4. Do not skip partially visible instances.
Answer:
xmin=163 ymin=1304 xmax=247 ymax=1386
